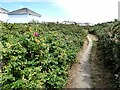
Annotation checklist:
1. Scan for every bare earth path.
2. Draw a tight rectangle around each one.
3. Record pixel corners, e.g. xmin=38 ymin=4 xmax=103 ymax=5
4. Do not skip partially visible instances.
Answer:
xmin=66 ymin=34 xmax=96 ymax=88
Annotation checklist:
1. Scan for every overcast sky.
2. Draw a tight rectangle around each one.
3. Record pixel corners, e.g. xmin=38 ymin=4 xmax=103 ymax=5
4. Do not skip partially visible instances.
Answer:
xmin=0 ymin=0 xmax=119 ymax=24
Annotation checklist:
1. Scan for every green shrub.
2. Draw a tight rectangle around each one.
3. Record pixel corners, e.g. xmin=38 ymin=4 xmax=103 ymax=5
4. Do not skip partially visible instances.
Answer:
xmin=0 ymin=22 xmax=87 ymax=89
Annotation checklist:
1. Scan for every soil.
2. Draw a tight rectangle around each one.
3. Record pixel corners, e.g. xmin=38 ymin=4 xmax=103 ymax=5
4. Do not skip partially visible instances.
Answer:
xmin=89 ymin=40 xmax=115 ymax=88
xmin=66 ymin=34 xmax=96 ymax=88
xmin=66 ymin=34 xmax=114 ymax=88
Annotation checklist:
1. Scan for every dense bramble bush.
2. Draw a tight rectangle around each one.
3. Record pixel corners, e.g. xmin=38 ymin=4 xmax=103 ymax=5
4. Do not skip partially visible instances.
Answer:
xmin=0 ymin=22 xmax=87 ymax=89
xmin=90 ymin=20 xmax=120 ymax=89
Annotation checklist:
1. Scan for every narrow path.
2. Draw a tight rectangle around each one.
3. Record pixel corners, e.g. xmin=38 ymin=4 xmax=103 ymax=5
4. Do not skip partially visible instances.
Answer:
xmin=66 ymin=34 xmax=94 ymax=88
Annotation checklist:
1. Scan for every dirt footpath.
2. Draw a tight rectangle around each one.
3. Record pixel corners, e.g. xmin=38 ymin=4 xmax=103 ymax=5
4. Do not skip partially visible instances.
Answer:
xmin=66 ymin=34 xmax=96 ymax=88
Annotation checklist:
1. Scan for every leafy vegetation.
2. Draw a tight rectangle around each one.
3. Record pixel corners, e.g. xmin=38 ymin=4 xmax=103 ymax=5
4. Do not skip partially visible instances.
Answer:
xmin=89 ymin=20 xmax=120 ymax=89
xmin=1 ymin=20 xmax=120 ymax=89
xmin=0 ymin=22 xmax=87 ymax=89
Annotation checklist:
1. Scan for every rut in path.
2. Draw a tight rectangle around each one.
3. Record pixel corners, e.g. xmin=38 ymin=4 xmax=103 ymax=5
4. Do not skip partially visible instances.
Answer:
xmin=66 ymin=34 xmax=94 ymax=88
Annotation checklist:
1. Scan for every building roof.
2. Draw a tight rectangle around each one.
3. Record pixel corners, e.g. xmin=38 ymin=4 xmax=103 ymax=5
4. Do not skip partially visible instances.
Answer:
xmin=0 ymin=7 xmax=9 ymax=14
xmin=8 ymin=8 xmax=41 ymax=17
